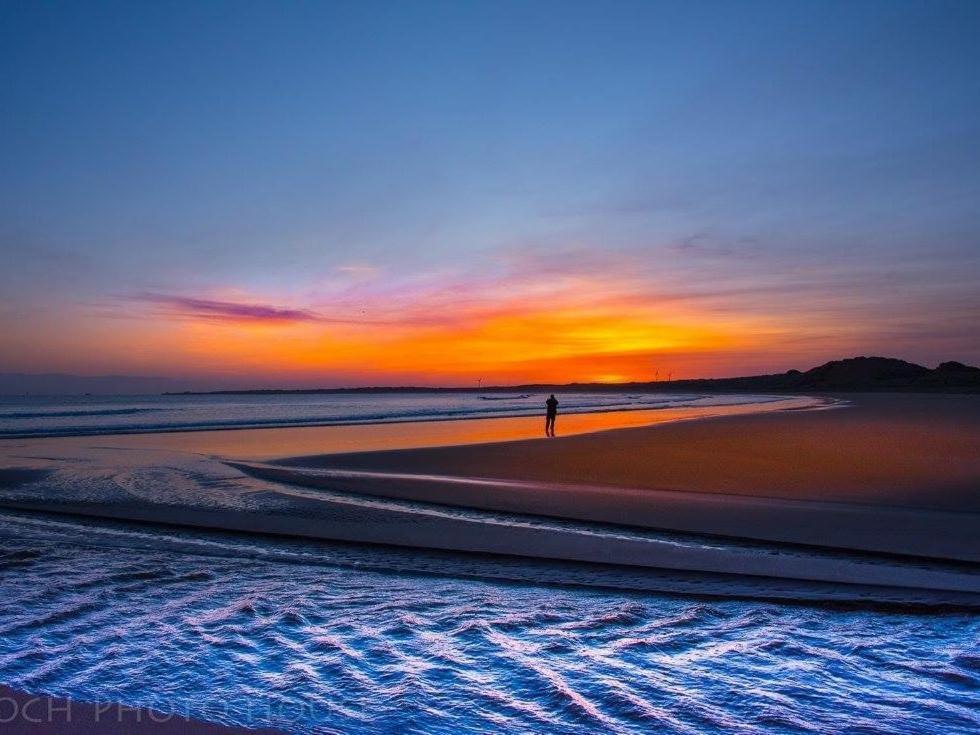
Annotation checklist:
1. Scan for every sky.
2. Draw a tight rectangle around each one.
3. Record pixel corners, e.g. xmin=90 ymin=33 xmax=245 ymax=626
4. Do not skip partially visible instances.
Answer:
xmin=2 ymin=0 xmax=979 ymax=388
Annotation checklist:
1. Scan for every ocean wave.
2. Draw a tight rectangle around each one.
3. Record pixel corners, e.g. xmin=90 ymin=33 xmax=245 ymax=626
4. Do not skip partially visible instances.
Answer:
xmin=0 ymin=394 xmax=779 ymax=438
xmin=0 ymin=522 xmax=976 ymax=734
xmin=0 ymin=407 xmax=161 ymax=419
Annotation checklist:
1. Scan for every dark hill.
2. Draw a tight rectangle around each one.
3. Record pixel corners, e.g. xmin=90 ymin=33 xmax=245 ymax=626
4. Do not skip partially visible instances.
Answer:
xmin=794 ymin=356 xmax=930 ymax=389
xmin=655 ymin=356 xmax=980 ymax=393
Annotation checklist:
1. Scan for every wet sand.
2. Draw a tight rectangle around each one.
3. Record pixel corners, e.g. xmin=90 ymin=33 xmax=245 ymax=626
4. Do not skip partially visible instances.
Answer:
xmin=0 ymin=396 xmax=821 ymax=460
xmin=261 ymin=393 xmax=980 ymax=561
xmin=1 ymin=393 xmax=977 ymax=599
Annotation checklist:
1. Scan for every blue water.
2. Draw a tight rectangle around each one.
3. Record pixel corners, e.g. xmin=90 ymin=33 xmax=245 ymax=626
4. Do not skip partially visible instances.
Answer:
xmin=0 ymin=518 xmax=976 ymax=735
xmin=0 ymin=391 xmax=777 ymax=437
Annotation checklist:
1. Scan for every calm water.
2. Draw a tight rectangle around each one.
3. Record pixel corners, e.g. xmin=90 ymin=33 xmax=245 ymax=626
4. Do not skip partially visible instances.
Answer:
xmin=0 ymin=391 xmax=779 ymax=437
xmin=0 ymin=514 xmax=977 ymax=735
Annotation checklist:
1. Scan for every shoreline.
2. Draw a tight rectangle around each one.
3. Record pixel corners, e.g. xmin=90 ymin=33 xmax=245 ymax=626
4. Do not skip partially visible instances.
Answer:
xmin=232 ymin=461 xmax=980 ymax=563
xmin=253 ymin=393 xmax=980 ymax=562
xmin=2 ymin=504 xmax=979 ymax=608
xmin=0 ymin=393 xmax=807 ymax=441
xmin=0 ymin=392 xmax=977 ymax=606
xmin=0 ymin=396 xmax=823 ymax=460
xmin=275 ymin=393 xmax=979 ymax=508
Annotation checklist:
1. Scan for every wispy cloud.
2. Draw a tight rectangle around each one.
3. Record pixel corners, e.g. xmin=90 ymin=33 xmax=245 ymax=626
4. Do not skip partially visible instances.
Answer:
xmin=668 ymin=233 xmax=762 ymax=259
xmin=126 ymin=291 xmax=417 ymax=327
xmin=132 ymin=293 xmax=321 ymax=323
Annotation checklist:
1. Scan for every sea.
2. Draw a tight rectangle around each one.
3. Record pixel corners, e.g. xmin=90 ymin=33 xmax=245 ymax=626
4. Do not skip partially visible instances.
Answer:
xmin=0 ymin=391 xmax=784 ymax=438
xmin=0 ymin=392 xmax=977 ymax=734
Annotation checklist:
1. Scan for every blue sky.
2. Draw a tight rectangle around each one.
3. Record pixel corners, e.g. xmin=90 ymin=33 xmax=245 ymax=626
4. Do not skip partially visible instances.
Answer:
xmin=2 ymin=1 xmax=978 ymax=385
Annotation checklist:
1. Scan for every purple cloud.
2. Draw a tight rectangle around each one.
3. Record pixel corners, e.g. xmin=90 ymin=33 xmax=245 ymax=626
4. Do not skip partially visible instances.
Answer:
xmin=133 ymin=293 xmax=321 ymax=323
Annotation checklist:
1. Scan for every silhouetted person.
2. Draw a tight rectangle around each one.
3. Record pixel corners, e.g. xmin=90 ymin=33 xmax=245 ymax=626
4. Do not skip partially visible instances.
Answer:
xmin=545 ymin=394 xmax=558 ymax=437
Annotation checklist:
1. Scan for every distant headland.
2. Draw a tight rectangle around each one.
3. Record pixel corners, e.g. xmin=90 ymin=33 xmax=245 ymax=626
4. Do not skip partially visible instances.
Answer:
xmin=167 ymin=357 xmax=980 ymax=396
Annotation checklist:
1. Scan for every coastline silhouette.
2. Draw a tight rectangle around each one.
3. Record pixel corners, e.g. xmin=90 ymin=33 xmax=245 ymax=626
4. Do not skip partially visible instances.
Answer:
xmin=545 ymin=394 xmax=558 ymax=437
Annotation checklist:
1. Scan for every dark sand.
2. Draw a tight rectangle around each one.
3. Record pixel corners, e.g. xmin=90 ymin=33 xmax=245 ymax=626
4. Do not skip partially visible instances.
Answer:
xmin=263 ymin=394 xmax=980 ymax=561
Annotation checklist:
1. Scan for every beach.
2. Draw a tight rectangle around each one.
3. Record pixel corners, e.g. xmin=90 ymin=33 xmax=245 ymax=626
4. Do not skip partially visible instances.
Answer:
xmin=259 ymin=393 xmax=980 ymax=561
xmin=0 ymin=391 xmax=979 ymax=733
xmin=1 ymin=392 xmax=978 ymax=600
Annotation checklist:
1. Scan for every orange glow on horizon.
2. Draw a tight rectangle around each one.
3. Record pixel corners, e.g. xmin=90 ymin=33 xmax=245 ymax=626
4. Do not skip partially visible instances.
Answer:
xmin=0 ymin=269 xmax=872 ymax=386
xmin=159 ymin=299 xmax=780 ymax=385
